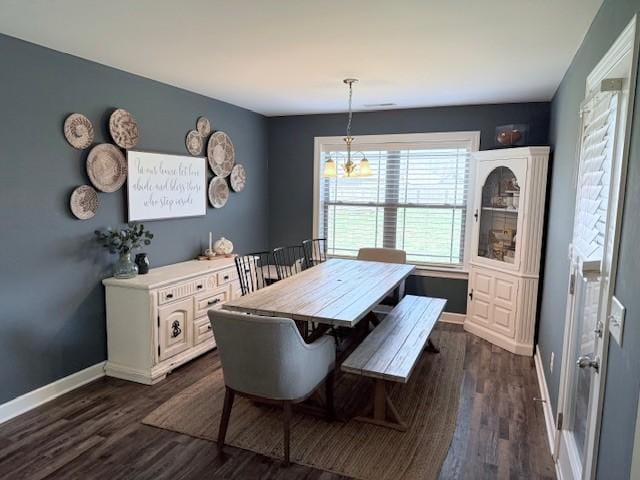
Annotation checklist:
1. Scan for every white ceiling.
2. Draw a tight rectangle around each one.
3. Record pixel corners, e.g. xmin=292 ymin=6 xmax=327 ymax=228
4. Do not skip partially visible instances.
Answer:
xmin=0 ymin=0 xmax=602 ymax=116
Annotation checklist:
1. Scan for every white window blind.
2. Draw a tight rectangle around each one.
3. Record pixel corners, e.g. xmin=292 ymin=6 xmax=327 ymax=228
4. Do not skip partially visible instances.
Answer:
xmin=317 ymin=134 xmax=477 ymax=266
xmin=574 ymin=90 xmax=620 ymax=262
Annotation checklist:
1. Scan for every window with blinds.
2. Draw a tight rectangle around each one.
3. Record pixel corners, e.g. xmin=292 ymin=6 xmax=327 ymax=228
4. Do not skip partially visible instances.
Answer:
xmin=316 ymin=133 xmax=479 ymax=267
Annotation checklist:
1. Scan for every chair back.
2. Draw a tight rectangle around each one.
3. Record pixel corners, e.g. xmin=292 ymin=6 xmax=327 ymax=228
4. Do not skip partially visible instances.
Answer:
xmin=302 ymin=238 xmax=327 ymax=267
xmin=234 ymin=252 xmax=272 ymax=295
xmin=273 ymin=245 xmax=307 ymax=280
xmin=210 ymin=310 xmax=312 ymax=399
xmin=357 ymin=247 xmax=407 ymax=264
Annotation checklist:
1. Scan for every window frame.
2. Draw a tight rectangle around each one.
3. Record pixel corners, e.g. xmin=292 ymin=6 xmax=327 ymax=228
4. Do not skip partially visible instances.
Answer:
xmin=312 ymin=131 xmax=480 ymax=278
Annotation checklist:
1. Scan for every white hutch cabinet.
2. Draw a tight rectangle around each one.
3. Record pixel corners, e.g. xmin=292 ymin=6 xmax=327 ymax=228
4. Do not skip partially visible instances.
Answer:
xmin=465 ymin=147 xmax=549 ymax=356
xmin=102 ymin=258 xmax=240 ymax=384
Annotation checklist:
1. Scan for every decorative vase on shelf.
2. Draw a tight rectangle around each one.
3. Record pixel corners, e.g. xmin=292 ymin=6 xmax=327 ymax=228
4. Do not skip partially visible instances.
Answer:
xmin=213 ymin=237 xmax=234 ymax=256
xmin=114 ymin=252 xmax=138 ymax=279
xmin=135 ymin=253 xmax=150 ymax=275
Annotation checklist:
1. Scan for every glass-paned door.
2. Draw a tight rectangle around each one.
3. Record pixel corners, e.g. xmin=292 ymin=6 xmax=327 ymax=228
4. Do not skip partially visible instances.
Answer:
xmin=472 ymin=159 xmax=527 ymax=270
xmin=560 ymin=87 xmax=621 ymax=478
xmin=565 ymin=267 xmax=601 ymax=465
xmin=477 ymin=167 xmax=520 ymax=263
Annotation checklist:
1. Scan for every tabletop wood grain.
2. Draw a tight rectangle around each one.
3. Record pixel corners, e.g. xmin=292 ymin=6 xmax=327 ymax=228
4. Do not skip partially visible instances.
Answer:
xmin=223 ymin=258 xmax=415 ymax=327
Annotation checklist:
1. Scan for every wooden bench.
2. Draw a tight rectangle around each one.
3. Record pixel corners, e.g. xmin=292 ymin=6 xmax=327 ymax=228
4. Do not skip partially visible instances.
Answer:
xmin=341 ymin=295 xmax=447 ymax=430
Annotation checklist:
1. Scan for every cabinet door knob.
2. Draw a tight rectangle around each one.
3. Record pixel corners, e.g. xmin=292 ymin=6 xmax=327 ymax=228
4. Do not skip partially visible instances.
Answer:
xmin=473 ymin=209 xmax=479 ymax=221
xmin=197 ymin=284 xmax=203 ymax=290
xmin=468 ymin=289 xmax=474 ymax=301
xmin=166 ymin=293 xmax=174 ymax=299
xmin=223 ymin=275 xmax=229 ymax=280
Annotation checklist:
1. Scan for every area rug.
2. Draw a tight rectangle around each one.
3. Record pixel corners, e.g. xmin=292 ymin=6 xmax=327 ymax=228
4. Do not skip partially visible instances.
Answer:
xmin=143 ymin=328 xmax=466 ymax=480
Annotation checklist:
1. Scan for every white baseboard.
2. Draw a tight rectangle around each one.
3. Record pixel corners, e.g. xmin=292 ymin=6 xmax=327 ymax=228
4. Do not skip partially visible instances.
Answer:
xmin=439 ymin=312 xmax=466 ymax=324
xmin=534 ymin=345 xmax=566 ymax=480
xmin=0 ymin=361 xmax=106 ymax=425
xmin=534 ymin=345 xmax=556 ymax=454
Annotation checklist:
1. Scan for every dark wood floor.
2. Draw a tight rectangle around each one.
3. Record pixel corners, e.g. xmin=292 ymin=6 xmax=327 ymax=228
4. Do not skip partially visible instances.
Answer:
xmin=0 ymin=324 xmax=555 ymax=480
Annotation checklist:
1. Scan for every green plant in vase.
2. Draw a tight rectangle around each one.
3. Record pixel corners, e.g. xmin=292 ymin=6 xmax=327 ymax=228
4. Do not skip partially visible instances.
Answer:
xmin=95 ymin=222 xmax=154 ymax=279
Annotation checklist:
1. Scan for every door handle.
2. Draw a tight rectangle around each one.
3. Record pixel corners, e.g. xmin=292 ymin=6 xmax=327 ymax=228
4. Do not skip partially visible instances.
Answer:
xmin=576 ymin=356 xmax=600 ymax=373
xmin=473 ymin=209 xmax=479 ymax=222
xmin=468 ymin=289 xmax=474 ymax=301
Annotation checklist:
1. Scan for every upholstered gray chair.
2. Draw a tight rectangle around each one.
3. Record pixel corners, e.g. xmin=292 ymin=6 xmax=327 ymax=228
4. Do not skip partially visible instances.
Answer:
xmin=357 ymin=247 xmax=407 ymax=303
xmin=208 ymin=309 xmax=336 ymax=466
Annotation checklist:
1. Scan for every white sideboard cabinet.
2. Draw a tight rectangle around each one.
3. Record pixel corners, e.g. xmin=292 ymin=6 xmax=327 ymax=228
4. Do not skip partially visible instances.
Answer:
xmin=102 ymin=258 xmax=240 ymax=384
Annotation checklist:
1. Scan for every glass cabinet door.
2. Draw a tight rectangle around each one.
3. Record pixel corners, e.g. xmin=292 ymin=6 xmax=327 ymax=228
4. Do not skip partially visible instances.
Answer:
xmin=476 ymin=166 xmax=520 ymax=265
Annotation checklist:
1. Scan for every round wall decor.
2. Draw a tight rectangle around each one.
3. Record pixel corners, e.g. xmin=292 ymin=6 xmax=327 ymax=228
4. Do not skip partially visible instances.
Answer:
xmin=86 ymin=143 xmax=127 ymax=192
xmin=207 ymin=131 xmax=235 ymax=177
xmin=70 ymin=185 xmax=99 ymax=219
xmin=230 ymin=164 xmax=246 ymax=192
xmin=196 ymin=116 xmax=211 ymax=137
xmin=109 ymin=108 xmax=139 ymax=149
xmin=64 ymin=113 xmax=94 ymax=149
xmin=208 ymin=176 xmax=229 ymax=208
xmin=185 ymin=130 xmax=203 ymax=156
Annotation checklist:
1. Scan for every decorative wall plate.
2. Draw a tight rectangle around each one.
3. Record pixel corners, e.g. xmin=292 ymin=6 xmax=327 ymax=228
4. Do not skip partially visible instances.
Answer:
xmin=207 ymin=131 xmax=235 ymax=177
xmin=86 ymin=143 xmax=127 ymax=192
xmin=109 ymin=108 xmax=139 ymax=149
xmin=186 ymin=130 xmax=203 ymax=156
xmin=64 ymin=113 xmax=94 ymax=149
xmin=230 ymin=164 xmax=246 ymax=192
xmin=196 ymin=116 xmax=211 ymax=136
xmin=208 ymin=176 xmax=229 ymax=208
xmin=70 ymin=185 xmax=99 ymax=219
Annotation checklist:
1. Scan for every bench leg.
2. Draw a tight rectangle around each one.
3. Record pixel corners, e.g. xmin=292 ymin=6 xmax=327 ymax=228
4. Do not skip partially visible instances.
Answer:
xmin=425 ymin=338 xmax=440 ymax=354
xmin=354 ymin=379 xmax=407 ymax=431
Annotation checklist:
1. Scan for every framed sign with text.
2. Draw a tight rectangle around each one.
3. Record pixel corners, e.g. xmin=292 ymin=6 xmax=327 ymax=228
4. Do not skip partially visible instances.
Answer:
xmin=127 ymin=150 xmax=207 ymax=221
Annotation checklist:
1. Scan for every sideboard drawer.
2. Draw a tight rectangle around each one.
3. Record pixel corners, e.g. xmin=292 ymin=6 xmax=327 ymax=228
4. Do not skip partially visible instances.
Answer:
xmin=158 ymin=276 xmax=207 ymax=305
xmin=194 ymin=288 xmax=228 ymax=318
xmin=217 ymin=267 xmax=237 ymax=286
xmin=194 ymin=316 xmax=214 ymax=345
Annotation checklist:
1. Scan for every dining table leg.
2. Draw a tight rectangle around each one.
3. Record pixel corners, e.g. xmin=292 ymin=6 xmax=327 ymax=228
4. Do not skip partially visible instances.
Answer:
xmin=425 ymin=338 xmax=440 ymax=353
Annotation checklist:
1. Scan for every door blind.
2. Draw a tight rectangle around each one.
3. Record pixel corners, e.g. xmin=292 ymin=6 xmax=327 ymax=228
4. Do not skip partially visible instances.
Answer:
xmin=573 ymin=91 xmax=620 ymax=262
xmin=318 ymin=143 xmax=471 ymax=266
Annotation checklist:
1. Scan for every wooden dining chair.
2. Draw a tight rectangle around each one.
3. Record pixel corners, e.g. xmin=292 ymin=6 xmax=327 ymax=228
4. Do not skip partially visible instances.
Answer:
xmin=209 ymin=310 xmax=336 ymax=466
xmin=357 ymin=247 xmax=407 ymax=306
xmin=234 ymin=251 xmax=273 ymax=296
xmin=273 ymin=245 xmax=307 ymax=280
xmin=302 ymin=238 xmax=327 ymax=267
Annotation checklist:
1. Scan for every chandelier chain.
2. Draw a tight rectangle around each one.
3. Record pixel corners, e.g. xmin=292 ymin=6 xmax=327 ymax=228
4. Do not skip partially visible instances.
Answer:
xmin=346 ymin=81 xmax=353 ymax=138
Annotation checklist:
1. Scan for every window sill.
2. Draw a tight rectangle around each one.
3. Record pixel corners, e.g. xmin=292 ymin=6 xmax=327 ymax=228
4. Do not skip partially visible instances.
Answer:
xmin=327 ymin=255 xmax=469 ymax=280
xmin=411 ymin=265 xmax=469 ymax=280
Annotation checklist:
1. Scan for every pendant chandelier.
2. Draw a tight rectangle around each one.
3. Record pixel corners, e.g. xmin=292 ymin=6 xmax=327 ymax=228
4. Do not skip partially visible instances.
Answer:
xmin=322 ymin=79 xmax=372 ymax=178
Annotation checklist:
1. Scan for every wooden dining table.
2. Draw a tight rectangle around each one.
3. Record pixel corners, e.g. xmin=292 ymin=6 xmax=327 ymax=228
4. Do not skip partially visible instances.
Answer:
xmin=223 ymin=258 xmax=415 ymax=332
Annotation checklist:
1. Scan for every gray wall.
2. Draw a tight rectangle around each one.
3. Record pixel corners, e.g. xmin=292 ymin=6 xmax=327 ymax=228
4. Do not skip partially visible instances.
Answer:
xmin=537 ymin=1 xmax=640 ymax=478
xmin=0 ymin=34 xmax=269 ymax=405
xmin=267 ymin=103 xmax=550 ymax=313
